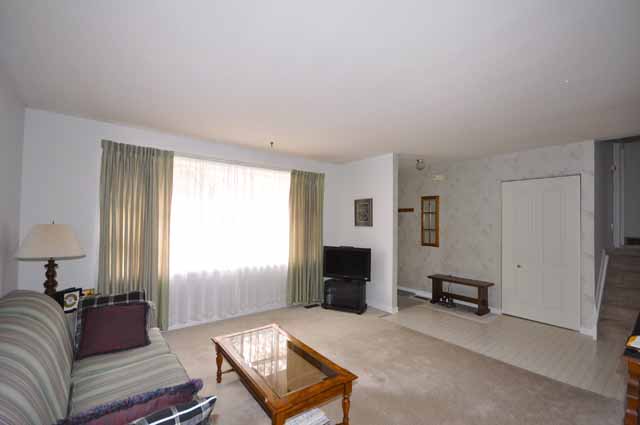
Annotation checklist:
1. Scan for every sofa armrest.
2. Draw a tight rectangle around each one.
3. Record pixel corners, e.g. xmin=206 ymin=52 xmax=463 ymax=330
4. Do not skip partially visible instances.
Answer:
xmin=146 ymin=301 xmax=158 ymax=328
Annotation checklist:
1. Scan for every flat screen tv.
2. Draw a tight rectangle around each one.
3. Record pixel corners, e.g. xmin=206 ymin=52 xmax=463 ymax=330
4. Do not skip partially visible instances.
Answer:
xmin=323 ymin=246 xmax=371 ymax=281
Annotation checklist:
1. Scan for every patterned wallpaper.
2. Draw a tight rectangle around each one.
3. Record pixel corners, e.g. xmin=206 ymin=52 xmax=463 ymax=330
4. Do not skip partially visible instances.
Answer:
xmin=398 ymin=141 xmax=595 ymax=330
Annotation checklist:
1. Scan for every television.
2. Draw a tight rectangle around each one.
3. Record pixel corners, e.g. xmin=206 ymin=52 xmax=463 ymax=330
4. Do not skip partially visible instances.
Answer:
xmin=323 ymin=246 xmax=371 ymax=281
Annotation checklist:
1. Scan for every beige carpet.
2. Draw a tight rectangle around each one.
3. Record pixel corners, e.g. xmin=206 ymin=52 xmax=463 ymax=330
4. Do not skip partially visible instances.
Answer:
xmin=164 ymin=306 xmax=623 ymax=425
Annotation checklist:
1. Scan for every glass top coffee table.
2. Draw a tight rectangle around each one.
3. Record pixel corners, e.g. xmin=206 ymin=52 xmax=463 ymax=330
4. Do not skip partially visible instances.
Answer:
xmin=212 ymin=324 xmax=357 ymax=425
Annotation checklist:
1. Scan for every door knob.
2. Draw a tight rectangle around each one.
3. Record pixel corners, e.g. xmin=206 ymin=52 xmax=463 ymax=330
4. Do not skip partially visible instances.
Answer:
xmin=516 ymin=264 xmax=522 ymax=269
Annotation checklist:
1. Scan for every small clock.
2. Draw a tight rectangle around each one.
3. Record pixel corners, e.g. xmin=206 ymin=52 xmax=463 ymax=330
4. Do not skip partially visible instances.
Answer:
xmin=54 ymin=287 xmax=82 ymax=313
xmin=63 ymin=291 xmax=79 ymax=310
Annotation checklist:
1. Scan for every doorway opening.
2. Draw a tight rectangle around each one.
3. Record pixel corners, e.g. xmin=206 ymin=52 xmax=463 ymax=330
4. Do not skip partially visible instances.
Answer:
xmin=612 ymin=137 xmax=640 ymax=248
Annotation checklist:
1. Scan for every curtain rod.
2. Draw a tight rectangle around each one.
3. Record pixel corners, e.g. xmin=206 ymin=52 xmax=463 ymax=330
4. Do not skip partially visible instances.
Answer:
xmin=174 ymin=151 xmax=293 ymax=173
xmin=101 ymin=139 xmax=295 ymax=173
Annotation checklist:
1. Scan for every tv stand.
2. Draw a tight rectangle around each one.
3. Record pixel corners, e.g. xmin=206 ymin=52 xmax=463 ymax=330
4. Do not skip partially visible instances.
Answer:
xmin=322 ymin=278 xmax=367 ymax=314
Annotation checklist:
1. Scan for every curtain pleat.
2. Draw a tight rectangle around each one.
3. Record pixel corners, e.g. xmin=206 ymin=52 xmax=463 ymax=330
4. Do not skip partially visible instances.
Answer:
xmin=98 ymin=140 xmax=174 ymax=329
xmin=287 ymin=170 xmax=324 ymax=304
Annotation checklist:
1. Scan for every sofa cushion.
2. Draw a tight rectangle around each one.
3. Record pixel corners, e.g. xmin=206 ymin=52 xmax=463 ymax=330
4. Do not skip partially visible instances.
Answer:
xmin=72 ymin=327 xmax=170 ymax=380
xmin=76 ymin=302 xmax=150 ymax=359
xmin=70 ymin=353 xmax=190 ymax=415
xmin=130 ymin=395 xmax=217 ymax=425
xmin=59 ymin=379 xmax=202 ymax=425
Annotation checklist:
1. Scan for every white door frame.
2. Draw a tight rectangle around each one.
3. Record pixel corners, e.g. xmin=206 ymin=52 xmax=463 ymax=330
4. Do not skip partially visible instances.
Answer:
xmin=613 ymin=143 xmax=624 ymax=247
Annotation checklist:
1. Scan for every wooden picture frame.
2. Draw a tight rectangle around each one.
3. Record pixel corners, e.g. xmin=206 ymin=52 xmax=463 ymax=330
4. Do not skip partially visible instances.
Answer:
xmin=354 ymin=198 xmax=373 ymax=226
xmin=421 ymin=195 xmax=439 ymax=247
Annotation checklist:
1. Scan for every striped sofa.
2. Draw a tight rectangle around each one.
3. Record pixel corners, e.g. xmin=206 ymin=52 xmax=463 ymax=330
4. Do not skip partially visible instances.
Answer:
xmin=0 ymin=290 xmax=191 ymax=425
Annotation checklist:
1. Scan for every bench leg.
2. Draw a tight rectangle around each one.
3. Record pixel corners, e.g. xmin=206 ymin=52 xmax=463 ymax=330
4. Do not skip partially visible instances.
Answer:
xmin=430 ymin=279 xmax=443 ymax=304
xmin=477 ymin=287 xmax=489 ymax=316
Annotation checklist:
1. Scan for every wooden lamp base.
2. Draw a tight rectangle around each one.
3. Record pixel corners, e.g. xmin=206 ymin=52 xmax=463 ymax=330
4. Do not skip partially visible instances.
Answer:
xmin=44 ymin=259 xmax=58 ymax=297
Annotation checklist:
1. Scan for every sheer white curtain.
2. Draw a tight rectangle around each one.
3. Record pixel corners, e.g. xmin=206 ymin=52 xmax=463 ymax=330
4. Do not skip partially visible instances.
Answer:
xmin=169 ymin=156 xmax=291 ymax=329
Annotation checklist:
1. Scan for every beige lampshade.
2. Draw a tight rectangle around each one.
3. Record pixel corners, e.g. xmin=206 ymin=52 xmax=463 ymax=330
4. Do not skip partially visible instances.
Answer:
xmin=16 ymin=224 xmax=85 ymax=261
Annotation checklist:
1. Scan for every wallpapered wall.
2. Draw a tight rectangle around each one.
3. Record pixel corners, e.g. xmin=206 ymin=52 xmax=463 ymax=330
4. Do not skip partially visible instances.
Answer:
xmin=398 ymin=140 xmax=595 ymax=331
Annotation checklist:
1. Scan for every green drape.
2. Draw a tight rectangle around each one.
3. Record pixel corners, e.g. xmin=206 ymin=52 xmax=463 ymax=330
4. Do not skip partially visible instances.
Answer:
xmin=287 ymin=170 xmax=324 ymax=305
xmin=98 ymin=140 xmax=174 ymax=329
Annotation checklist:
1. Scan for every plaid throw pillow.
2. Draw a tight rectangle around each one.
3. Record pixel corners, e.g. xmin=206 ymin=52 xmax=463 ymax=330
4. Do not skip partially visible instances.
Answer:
xmin=130 ymin=395 xmax=217 ymax=425
xmin=74 ymin=291 xmax=146 ymax=353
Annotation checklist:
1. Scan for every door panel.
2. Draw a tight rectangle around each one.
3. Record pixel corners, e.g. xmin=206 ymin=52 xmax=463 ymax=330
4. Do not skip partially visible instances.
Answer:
xmin=501 ymin=176 xmax=581 ymax=330
xmin=512 ymin=183 xmax=536 ymax=318
xmin=541 ymin=185 xmax=565 ymax=312
xmin=502 ymin=182 xmax=516 ymax=315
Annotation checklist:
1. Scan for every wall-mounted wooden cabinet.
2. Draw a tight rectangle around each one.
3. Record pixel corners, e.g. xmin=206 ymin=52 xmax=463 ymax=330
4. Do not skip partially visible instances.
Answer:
xmin=421 ymin=196 xmax=439 ymax=247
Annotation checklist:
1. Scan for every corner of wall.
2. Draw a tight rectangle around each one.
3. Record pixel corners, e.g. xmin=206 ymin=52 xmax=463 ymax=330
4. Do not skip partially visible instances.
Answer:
xmin=331 ymin=153 xmax=398 ymax=313
xmin=0 ymin=63 xmax=25 ymax=295
xmin=392 ymin=153 xmax=399 ymax=311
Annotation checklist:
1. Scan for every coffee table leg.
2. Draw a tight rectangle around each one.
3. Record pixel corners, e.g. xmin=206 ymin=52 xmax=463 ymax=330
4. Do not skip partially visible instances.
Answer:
xmin=342 ymin=383 xmax=352 ymax=425
xmin=272 ymin=412 xmax=285 ymax=425
xmin=215 ymin=343 xmax=223 ymax=383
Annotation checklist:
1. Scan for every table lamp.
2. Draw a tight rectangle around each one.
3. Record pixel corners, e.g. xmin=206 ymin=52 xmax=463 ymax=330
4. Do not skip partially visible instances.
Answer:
xmin=16 ymin=223 xmax=85 ymax=296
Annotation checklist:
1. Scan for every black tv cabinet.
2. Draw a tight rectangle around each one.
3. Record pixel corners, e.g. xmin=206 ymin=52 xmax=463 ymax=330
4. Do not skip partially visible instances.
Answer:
xmin=322 ymin=278 xmax=367 ymax=314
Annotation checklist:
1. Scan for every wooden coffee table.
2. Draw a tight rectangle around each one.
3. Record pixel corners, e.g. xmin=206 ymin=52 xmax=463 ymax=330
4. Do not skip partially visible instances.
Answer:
xmin=212 ymin=324 xmax=357 ymax=425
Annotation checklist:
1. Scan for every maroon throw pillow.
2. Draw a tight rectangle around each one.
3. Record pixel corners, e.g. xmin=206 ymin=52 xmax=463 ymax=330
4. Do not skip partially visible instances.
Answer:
xmin=76 ymin=302 xmax=149 ymax=359
xmin=74 ymin=291 xmax=146 ymax=354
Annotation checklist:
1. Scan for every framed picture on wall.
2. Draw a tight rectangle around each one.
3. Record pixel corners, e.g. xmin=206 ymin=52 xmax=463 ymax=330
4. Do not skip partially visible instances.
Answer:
xmin=421 ymin=195 xmax=440 ymax=247
xmin=354 ymin=198 xmax=373 ymax=226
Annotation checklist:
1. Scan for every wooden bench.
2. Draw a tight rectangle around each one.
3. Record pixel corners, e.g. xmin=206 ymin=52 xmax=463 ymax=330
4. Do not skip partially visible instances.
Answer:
xmin=427 ymin=274 xmax=494 ymax=316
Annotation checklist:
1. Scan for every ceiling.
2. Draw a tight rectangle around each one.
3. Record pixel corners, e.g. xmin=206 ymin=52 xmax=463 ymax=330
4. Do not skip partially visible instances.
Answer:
xmin=1 ymin=1 xmax=639 ymax=163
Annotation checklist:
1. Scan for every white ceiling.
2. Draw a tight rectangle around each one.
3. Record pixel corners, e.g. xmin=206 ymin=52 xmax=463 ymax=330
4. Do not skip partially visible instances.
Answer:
xmin=1 ymin=1 xmax=639 ymax=163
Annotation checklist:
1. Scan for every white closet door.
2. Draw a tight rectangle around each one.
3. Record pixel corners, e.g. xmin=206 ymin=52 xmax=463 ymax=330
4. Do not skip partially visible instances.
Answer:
xmin=502 ymin=175 xmax=581 ymax=330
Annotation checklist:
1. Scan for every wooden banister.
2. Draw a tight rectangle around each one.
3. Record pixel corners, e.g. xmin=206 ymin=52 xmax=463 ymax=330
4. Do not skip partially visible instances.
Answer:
xmin=624 ymin=313 xmax=640 ymax=425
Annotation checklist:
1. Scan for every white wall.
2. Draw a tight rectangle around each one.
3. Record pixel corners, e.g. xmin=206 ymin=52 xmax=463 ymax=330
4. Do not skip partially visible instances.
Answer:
xmin=398 ymin=141 xmax=596 ymax=331
xmin=329 ymin=153 xmax=398 ymax=313
xmin=0 ymin=64 xmax=24 ymax=295
xmin=624 ymin=142 xmax=640 ymax=240
xmin=594 ymin=141 xmax=614 ymax=290
xmin=18 ymin=109 xmax=339 ymax=292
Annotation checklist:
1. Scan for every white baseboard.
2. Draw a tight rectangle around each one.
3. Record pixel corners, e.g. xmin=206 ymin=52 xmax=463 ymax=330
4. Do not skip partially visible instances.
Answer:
xmin=368 ymin=300 xmax=398 ymax=314
xmin=167 ymin=302 xmax=287 ymax=331
xmin=398 ymin=285 xmax=502 ymax=315
xmin=399 ymin=286 xmax=598 ymax=338
xmin=580 ymin=326 xmax=597 ymax=339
